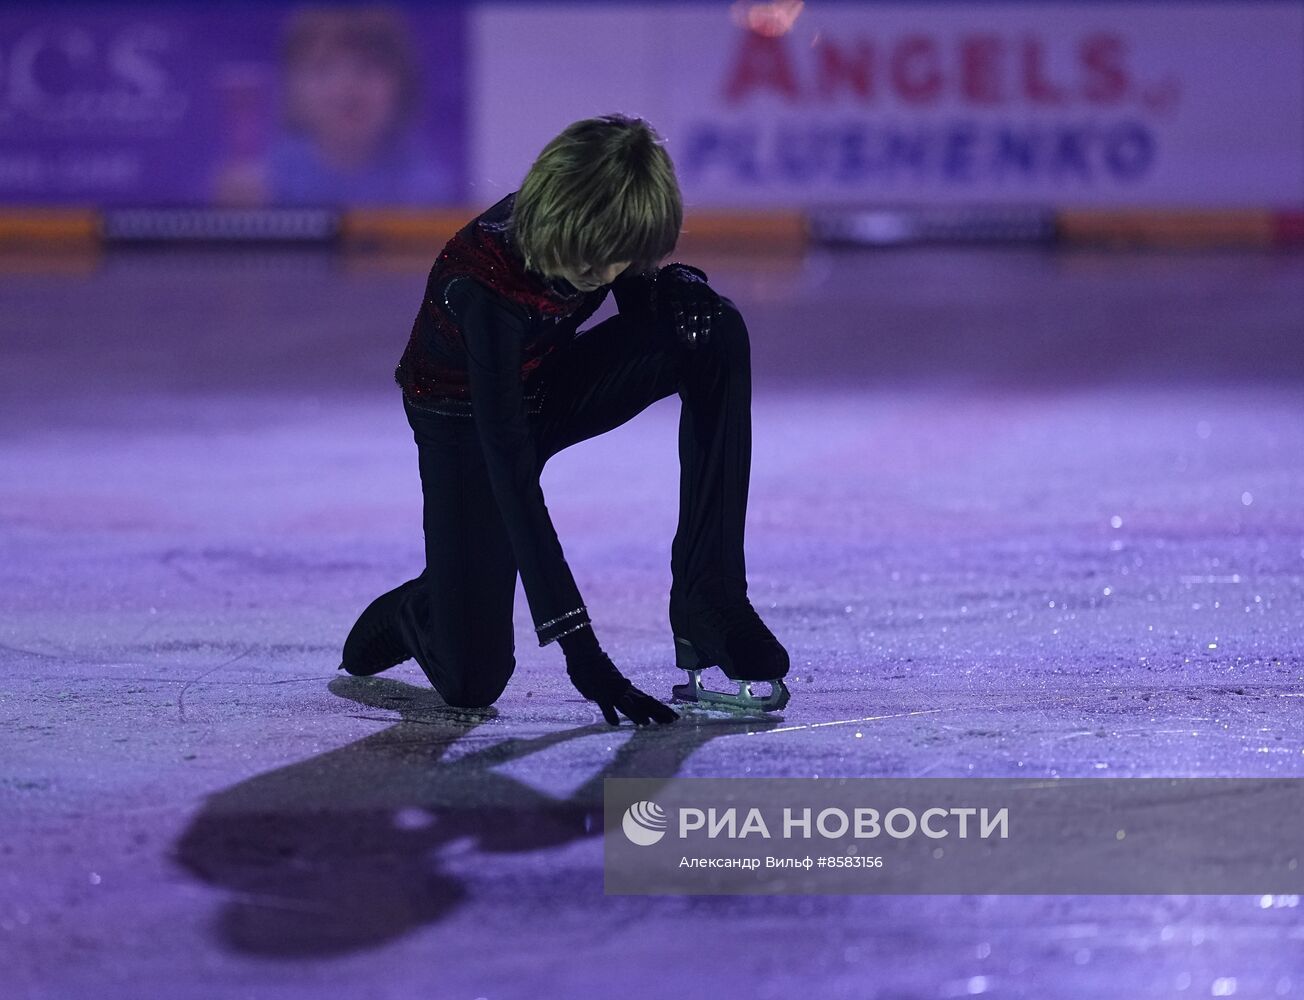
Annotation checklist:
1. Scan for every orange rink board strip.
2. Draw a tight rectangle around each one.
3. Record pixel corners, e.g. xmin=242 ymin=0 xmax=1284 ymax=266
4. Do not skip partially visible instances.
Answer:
xmin=339 ymin=208 xmax=467 ymax=249
xmin=0 ymin=208 xmax=99 ymax=246
xmin=676 ymin=210 xmax=807 ymax=254
xmin=1056 ymin=209 xmax=1281 ymax=248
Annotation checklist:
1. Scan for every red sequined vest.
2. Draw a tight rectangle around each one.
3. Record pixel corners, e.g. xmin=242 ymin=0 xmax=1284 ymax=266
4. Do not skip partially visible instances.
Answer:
xmin=394 ymin=193 xmax=591 ymax=406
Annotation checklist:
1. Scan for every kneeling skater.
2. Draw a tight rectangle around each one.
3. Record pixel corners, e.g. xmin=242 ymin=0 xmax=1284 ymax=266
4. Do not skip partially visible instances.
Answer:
xmin=340 ymin=114 xmax=790 ymax=722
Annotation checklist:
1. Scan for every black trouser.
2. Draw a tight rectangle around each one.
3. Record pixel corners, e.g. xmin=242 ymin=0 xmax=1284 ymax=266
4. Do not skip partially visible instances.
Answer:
xmin=389 ymin=299 xmax=753 ymax=708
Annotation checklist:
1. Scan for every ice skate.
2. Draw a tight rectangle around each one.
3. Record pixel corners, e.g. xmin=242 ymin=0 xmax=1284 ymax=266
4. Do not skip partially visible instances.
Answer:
xmin=339 ymin=577 xmax=419 ymax=676
xmin=669 ymin=596 xmax=790 ymax=712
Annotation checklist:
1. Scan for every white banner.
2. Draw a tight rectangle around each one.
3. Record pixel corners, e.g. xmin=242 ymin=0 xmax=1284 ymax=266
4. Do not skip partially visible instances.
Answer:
xmin=471 ymin=2 xmax=1304 ymax=208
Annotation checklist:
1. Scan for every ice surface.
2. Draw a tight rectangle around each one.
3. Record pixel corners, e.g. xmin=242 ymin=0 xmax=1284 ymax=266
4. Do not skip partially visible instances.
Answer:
xmin=2 ymin=248 xmax=1303 ymax=999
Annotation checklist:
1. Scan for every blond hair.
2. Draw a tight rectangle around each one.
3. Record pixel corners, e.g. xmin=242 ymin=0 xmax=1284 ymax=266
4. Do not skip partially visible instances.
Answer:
xmin=511 ymin=114 xmax=682 ymax=276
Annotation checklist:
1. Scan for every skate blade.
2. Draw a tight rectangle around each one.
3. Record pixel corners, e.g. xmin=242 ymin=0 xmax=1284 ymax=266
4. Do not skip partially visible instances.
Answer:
xmin=671 ymin=671 xmax=790 ymax=713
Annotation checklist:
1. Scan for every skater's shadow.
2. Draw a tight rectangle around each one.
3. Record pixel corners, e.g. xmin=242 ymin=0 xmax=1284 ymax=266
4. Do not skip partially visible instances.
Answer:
xmin=171 ymin=674 xmax=774 ymax=958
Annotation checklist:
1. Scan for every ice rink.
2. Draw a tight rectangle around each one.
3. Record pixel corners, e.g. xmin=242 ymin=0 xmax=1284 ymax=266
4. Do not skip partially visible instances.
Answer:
xmin=4 ymin=245 xmax=1303 ymax=998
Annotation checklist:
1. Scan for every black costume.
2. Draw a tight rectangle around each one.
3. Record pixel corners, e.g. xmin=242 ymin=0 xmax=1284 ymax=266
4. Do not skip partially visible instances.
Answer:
xmin=352 ymin=192 xmax=761 ymax=709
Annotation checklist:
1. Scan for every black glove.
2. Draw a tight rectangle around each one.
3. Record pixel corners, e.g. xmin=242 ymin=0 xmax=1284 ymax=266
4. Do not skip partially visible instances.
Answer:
xmin=565 ymin=649 xmax=679 ymax=726
xmin=654 ymin=263 xmax=722 ymax=351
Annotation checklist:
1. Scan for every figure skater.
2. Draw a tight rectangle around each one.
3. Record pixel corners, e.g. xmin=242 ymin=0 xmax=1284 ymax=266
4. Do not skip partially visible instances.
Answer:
xmin=340 ymin=113 xmax=789 ymax=724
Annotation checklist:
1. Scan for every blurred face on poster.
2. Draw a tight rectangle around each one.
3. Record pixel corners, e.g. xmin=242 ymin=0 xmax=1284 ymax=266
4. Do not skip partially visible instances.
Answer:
xmin=282 ymin=7 xmax=418 ymax=170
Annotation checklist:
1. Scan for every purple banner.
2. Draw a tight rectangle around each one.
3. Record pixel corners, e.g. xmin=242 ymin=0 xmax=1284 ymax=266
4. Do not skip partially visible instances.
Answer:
xmin=0 ymin=4 xmax=466 ymax=206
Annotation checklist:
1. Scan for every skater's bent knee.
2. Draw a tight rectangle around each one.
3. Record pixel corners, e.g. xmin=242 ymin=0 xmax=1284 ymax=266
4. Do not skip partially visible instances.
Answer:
xmin=437 ymin=660 xmax=513 ymax=709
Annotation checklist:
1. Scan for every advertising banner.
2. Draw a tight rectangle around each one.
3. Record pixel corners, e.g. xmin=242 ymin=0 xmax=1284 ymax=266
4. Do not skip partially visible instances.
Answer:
xmin=472 ymin=2 xmax=1304 ymax=208
xmin=0 ymin=4 xmax=467 ymax=206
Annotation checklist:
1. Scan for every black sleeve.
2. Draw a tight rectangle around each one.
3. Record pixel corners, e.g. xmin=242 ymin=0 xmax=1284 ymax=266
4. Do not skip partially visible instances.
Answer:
xmin=445 ymin=277 xmax=593 ymax=647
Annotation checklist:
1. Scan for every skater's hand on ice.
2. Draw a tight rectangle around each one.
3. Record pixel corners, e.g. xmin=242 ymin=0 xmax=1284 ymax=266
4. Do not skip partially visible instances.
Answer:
xmin=655 ymin=263 xmax=721 ymax=351
xmin=566 ymin=651 xmax=679 ymax=726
